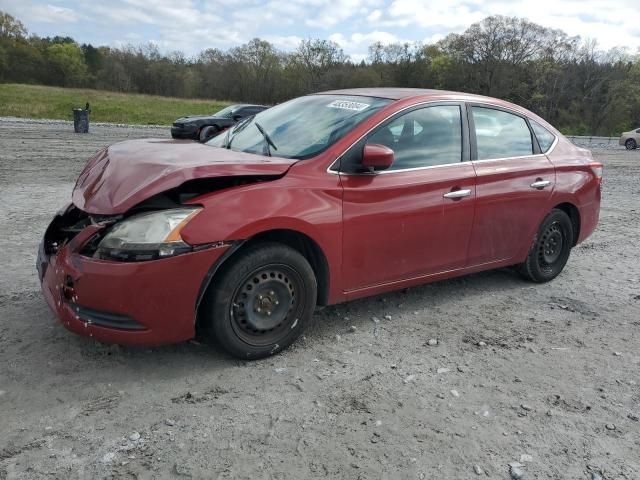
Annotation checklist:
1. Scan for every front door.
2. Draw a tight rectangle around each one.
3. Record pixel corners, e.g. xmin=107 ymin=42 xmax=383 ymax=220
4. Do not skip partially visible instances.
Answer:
xmin=339 ymin=104 xmax=477 ymax=292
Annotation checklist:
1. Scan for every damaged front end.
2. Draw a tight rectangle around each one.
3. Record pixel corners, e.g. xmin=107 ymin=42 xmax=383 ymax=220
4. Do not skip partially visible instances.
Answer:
xmin=35 ymin=194 xmax=238 ymax=345
xmin=42 ymin=174 xmax=273 ymax=268
xmin=37 ymin=201 xmax=233 ymax=346
xmin=38 ymin=204 xmax=120 ymax=281
xmin=37 ymin=137 xmax=297 ymax=346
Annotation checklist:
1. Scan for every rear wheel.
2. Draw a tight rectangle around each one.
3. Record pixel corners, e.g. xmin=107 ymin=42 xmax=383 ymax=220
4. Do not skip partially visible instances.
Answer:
xmin=199 ymin=125 xmax=219 ymax=143
xmin=201 ymin=243 xmax=317 ymax=359
xmin=518 ymin=209 xmax=574 ymax=282
xmin=625 ymin=138 xmax=637 ymax=150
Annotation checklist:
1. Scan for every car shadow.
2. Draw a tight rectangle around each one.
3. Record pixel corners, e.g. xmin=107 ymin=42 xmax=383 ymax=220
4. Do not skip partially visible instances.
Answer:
xmin=44 ymin=265 xmax=537 ymax=374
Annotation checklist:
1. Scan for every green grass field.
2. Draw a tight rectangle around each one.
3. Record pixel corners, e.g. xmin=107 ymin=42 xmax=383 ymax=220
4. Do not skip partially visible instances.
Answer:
xmin=0 ymin=84 xmax=232 ymax=125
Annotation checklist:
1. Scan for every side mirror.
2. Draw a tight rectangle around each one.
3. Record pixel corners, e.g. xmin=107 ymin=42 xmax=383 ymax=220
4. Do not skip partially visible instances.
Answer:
xmin=362 ymin=143 xmax=394 ymax=172
xmin=232 ymin=114 xmax=243 ymax=121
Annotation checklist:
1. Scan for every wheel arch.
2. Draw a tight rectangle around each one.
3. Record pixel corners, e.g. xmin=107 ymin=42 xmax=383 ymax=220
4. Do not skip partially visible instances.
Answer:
xmin=244 ymin=229 xmax=330 ymax=306
xmin=553 ymin=202 xmax=581 ymax=246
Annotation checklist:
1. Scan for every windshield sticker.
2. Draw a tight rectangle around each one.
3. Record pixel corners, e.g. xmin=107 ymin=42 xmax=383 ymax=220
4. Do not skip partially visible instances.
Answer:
xmin=327 ymin=100 xmax=370 ymax=112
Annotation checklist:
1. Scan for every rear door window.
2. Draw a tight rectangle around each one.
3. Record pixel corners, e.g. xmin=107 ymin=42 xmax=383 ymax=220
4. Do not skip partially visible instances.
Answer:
xmin=530 ymin=120 xmax=556 ymax=153
xmin=472 ymin=107 xmax=533 ymax=160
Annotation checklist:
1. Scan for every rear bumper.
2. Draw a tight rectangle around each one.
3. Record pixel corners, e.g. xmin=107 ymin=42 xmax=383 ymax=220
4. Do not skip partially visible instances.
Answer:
xmin=38 ymin=227 xmax=229 ymax=347
xmin=576 ymin=184 xmax=601 ymax=244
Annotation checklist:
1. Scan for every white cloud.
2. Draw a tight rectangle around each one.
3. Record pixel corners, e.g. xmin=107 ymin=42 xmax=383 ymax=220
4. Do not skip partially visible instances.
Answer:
xmin=263 ymin=35 xmax=304 ymax=50
xmin=39 ymin=4 xmax=80 ymax=23
xmin=366 ymin=9 xmax=382 ymax=22
xmin=2 ymin=1 xmax=81 ymax=23
xmin=330 ymin=30 xmax=407 ymax=60
xmin=423 ymin=33 xmax=445 ymax=45
xmin=305 ymin=0 xmax=382 ymax=28
xmin=367 ymin=0 xmax=640 ymax=51
xmin=2 ymin=0 xmax=638 ymax=56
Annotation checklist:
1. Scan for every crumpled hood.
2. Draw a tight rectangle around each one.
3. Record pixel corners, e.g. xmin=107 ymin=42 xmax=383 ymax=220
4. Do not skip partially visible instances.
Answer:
xmin=72 ymin=139 xmax=297 ymax=214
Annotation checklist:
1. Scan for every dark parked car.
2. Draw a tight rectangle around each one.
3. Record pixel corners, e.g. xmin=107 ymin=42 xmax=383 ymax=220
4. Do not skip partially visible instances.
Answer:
xmin=39 ymin=88 xmax=602 ymax=359
xmin=171 ymin=104 xmax=268 ymax=142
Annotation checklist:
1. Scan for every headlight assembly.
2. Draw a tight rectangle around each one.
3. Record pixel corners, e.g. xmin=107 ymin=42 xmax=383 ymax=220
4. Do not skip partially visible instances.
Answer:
xmin=97 ymin=208 xmax=201 ymax=261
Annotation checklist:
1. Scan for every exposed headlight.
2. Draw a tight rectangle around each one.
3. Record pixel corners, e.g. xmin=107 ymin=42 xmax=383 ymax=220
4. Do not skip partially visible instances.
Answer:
xmin=97 ymin=208 xmax=201 ymax=261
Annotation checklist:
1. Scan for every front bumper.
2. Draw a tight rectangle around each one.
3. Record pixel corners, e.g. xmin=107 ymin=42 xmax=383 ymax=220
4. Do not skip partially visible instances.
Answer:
xmin=38 ymin=223 xmax=229 ymax=347
xmin=170 ymin=124 xmax=198 ymax=139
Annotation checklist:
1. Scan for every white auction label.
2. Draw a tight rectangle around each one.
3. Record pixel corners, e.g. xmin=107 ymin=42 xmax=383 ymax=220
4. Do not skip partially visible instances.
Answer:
xmin=327 ymin=100 xmax=370 ymax=111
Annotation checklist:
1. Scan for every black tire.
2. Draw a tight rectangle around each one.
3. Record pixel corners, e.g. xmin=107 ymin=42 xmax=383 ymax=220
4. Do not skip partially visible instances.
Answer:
xmin=201 ymin=242 xmax=317 ymax=359
xmin=625 ymin=138 xmax=637 ymax=150
xmin=199 ymin=125 xmax=219 ymax=143
xmin=518 ymin=209 xmax=574 ymax=283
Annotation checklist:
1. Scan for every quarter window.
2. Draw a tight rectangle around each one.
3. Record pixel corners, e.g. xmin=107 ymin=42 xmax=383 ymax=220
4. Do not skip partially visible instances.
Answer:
xmin=366 ymin=105 xmax=462 ymax=170
xmin=530 ymin=120 xmax=556 ymax=153
xmin=472 ymin=107 xmax=533 ymax=160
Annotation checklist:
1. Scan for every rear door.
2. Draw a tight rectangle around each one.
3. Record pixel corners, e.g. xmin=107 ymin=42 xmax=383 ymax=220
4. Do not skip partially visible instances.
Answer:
xmin=466 ymin=105 xmax=556 ymax=266
xmin=339 ymin=103 xmax=477 ymax=291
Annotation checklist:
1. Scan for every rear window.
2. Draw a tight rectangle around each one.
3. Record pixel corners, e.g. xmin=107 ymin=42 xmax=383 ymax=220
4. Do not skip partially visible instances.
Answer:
xmin=472 ymin=107 xmax=533 ymax=160
xmin=531 ymin=120 xmax=556 ymax=153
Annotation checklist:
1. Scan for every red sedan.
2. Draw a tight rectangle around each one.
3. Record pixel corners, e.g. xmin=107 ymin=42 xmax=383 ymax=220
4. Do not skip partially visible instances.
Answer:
xmin=38 ymin=88 xmax=602 ymax=358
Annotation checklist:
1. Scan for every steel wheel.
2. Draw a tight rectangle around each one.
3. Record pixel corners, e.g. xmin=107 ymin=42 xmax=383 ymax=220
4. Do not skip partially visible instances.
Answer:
xmin=518 ymin=209 xmax=573 ymax=283
xmin=230 ymin=264 xmax=303 ymax=347
xmin=201 ymin=242 xmax=317 ymax=359
xmin=537 ymin=222 xmax=564 ymax=274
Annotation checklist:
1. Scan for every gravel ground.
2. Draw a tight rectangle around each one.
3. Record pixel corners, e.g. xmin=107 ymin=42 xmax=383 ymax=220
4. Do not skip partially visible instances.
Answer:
xmin=1 ymin=119 xmax=639 ymax=480
xmin=568 ymin=137 xmax=624 ymax=151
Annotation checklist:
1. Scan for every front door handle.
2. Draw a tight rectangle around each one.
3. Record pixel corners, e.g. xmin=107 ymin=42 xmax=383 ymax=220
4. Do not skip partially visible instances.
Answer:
xmin=443 ymin=189 xmax=471 ymax=199
xmin=530 ymin=179 xmax=551 ymax=189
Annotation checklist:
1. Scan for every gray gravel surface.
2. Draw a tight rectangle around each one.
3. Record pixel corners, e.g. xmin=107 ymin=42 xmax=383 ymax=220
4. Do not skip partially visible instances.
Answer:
xmin=1 ymin=119 xmax=639 ymax=479
xmin=567 ymin=136 xmax=624 ymax=150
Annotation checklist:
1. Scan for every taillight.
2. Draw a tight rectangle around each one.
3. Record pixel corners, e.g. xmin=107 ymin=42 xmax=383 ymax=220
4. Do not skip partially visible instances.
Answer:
xmin=589 ymin=162 xmax=603 ymax=183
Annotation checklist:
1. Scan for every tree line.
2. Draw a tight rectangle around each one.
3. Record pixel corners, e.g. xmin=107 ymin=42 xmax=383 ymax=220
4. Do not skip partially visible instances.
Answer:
xmin=1 ymin=11 xmax=639 ymax=135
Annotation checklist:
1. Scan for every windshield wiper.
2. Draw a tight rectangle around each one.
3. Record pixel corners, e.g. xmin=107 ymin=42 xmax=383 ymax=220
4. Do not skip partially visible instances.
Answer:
xmin=225 ymin=115 xmax=254 ymax=149
xmin=254 ymin=121 xmax=278 ymax=156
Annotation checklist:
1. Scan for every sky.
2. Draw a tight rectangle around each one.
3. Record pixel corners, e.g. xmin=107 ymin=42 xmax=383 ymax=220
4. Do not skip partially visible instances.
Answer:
xmin=2 ymin=0 xmax=640 ymax=61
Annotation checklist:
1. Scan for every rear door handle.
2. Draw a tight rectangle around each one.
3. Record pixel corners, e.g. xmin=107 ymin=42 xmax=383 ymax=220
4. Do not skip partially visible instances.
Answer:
xmin=443 ymin=189 xmax=471 ymax=199
xmin=530 ymin=180 xmax=551 ymax=189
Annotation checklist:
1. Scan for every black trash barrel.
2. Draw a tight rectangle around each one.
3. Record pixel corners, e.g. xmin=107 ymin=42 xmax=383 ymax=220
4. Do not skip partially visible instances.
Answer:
xmin=73 ymin=108 xmax=90 ymax=133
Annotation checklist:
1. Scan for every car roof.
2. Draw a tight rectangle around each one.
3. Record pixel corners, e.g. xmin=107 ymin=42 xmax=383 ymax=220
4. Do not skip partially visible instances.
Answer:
xmin=315 ymin=87 xmax=512 ymax=104
xmin=314 ymin=87 xmax=547 ymax=124
xmin=316 ymin=88 xmax=456 ymax=100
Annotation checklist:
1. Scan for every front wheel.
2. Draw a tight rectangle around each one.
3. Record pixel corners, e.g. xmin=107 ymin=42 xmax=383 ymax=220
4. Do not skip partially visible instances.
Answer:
xmin=199 ymin=125 xmax=219 ymax=143
xmin=518 ymin=209 xmax=574 ymax=283
xmin=201 ymin=243 xmax=317 ymax=359
xmin=625 ymin=138 xmax=637 ymax=150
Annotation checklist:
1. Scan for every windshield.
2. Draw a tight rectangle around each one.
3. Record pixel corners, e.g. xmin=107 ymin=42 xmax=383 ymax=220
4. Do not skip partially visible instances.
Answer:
xmin=207 ymin=95 xmax=392 ymax=159
xmin=214 ymin=105 xmax=236 ymax=117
